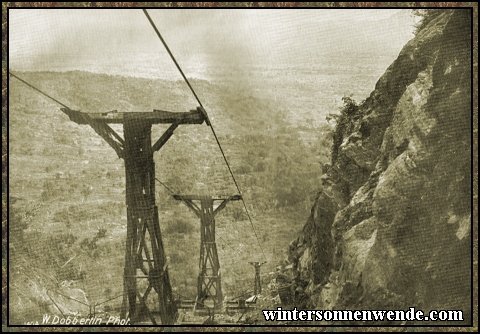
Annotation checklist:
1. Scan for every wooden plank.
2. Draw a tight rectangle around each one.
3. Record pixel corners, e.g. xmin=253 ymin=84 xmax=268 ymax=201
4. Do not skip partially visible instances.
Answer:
xmin=62 ymin=108 xmax=206 ymax=125
xmin=173 ymin=194 xmax=241 ymax=201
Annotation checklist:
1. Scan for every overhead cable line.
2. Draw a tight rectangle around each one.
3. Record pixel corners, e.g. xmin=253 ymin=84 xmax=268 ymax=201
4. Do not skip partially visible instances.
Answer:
xmin=9 ymin=71 xmax=71 ymax=109
xmin=143 ymin=9 xmax=267 ymax=261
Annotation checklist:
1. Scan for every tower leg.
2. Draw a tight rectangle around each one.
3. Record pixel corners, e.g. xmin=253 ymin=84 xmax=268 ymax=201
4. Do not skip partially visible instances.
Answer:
xmin=255 ymin=267 xmax=261 ymax=294
xmin=121 ymin=120 xmax=177 ymax=324
xmin=250 ymin=262 xmax=264 ymax=296
xmin=197 ymin=197 xmax=223 ymax=310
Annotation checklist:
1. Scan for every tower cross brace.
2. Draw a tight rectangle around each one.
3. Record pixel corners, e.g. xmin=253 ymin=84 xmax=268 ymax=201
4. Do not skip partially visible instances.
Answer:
xmin=61 ymin=107 xmax=206 ymax=324
xmin=173 ymin=194 xmax=241 ymax=310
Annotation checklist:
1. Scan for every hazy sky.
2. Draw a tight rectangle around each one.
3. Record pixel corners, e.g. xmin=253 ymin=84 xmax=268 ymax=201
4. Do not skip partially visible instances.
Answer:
xmin=9 ymin=9 xmax=416 ymax=78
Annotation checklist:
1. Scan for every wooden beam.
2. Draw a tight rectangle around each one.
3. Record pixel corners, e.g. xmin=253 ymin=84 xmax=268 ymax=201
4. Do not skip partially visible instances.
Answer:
xmin=61 ymin=108 xmax=125 ymax=158
xmin=62 ymin=108 xmax=206 ymax=125
xmin=173 ymin=195 xmax=241 ymax=202
xmin=172 ymin=197 xmax=201 ymax=218
xmin=213 ymin=199 xmax=230 ymax=216
xmin=152 ymin=123 xmax=178 ymax=152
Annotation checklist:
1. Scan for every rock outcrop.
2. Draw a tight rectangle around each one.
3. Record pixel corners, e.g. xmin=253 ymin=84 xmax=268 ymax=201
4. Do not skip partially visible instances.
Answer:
xmin=288 ymin=10 xmax=472 ymax=324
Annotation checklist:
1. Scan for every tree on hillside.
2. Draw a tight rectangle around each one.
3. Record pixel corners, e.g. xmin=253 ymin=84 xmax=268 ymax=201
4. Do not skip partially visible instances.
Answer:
xmin=412 ymin=9 xmax=443 ymax=33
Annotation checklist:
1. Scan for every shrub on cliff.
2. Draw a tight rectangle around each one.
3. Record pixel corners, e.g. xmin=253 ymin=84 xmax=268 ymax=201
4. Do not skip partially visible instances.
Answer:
xmin=331 ymin=96 xmax=359 ymax=163
xmin=412 ymin=9 xmax=443 ymax=34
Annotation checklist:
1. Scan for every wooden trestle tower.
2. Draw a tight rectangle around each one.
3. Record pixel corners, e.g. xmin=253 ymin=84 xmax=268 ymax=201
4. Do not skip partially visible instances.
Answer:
xmin=61 ymin=107 xmax=208 ymax=324
xmin=173 ymin=194 xmax=241 ymax=310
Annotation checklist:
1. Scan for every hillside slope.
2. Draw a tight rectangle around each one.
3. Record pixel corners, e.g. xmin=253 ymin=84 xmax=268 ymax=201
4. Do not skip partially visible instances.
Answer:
xmin=287 ymin=10 xmax=472 ymax=324
xmin=8 ymin=68 xmax=332 ymax=323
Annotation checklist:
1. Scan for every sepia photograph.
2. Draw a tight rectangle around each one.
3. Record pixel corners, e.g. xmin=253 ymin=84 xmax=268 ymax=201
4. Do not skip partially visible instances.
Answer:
xmin=2 ymin=2 xmax=477 ymax=330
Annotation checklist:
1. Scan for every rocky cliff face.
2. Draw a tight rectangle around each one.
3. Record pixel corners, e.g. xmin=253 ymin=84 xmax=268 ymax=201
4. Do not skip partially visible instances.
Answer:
xmin=288 ymin=10 xmax=472 ymax=324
